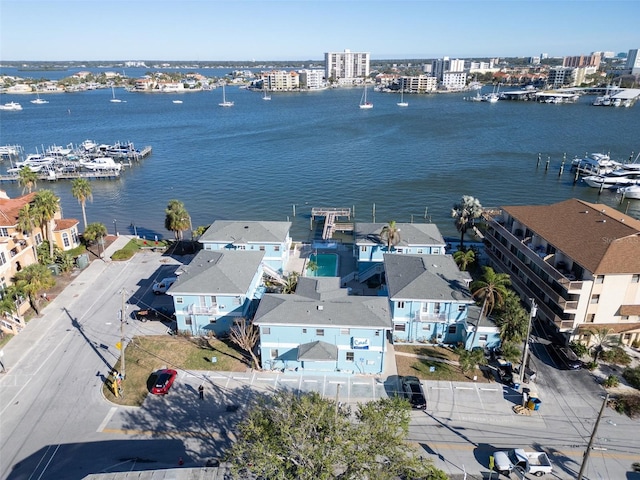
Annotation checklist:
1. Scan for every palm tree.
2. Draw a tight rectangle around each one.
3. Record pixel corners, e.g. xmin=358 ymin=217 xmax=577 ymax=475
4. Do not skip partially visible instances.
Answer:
xmin=587 ymin=327 xmax=618 ymax=363
xmin=453 ymin=249 xmax=475 ymax=271
xmin=13 ymin=263 xmax=55 ymax=315
xmin=18 ymin=166 xmax=38 ymax=194
xmin=17 ymin=204 xmax=39 ymax=262
xmin=469 ymin=266 xmax=511 ymax=349
xmin=33 ymin=189 xmax=60 ymax=260
xmin=451 ymin=195 xmax=483 ymax=250
xmin=71 ymin=178 xmax=93 ymax=230
xmin=164 ymin=200 xmax=191 ymax=241
xmin=495 ymin=290 xmax=529 ymax=344
xmin=0 ymin=286 xmax=19 ymax=323
xmin=380 ymin=220 xmax=401 ymax=252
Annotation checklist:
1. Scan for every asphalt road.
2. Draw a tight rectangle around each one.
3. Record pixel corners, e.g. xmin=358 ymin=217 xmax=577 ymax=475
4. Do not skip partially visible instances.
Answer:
xmin=1 ymin=243 xmax=639 ymax=480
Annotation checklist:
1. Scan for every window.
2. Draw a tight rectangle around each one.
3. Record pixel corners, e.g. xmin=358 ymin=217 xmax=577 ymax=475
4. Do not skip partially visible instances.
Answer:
xmin=274 ymin=246 xmax=280 ymax=252
xmin=434 ymin=303 xmax=441 ymax=314
xmin=72 ymin=229 xmax=79 ymax=244
xmin=0 ymin=228 xmax=8 ymax=237
xmin=422 ymin=324 xmax=431 ymax=331
xmin=590 ymin=294 xmax=600 ymax=304
xmin=417 ymin=249 xmax=423 ymax=254
xmin=302 ymin=328 xmax=307 ymax=334
xmin=35 ymin=233 xmax=43 ymax=245
xmin=479 ymin=334 xmax=488 ymax=341
xmin=270 ymin=349 xmax=279 ymax=359
xmin=233 ymin=296 xmax=242 ymax=305
xmin=375 ymin=330 xmax=380 ymax=336
xmin=397 ymin=248 xmax=404 ymax=254
xmin=346 ymin=352 xmax=354 ymax=362
xmin=448 ymin=325 xmax=457 ymax=334
xmin=62 ymin=233 xmax=70 ymax=248
xmin=185 ymin=317 xmax=192 ymax=325
xmin=361 ymin=246 xmax=367 ymax=252
xmin=587 ymin=314 xmax=595 ymax=323
xmin=260 ymin=245 xmax=265 ymax=251
xmin=633 ymin=274 xmax=640 ymax=283
xmin=316 ymin=329 xmax=325 ymax=336
xmin=263 ymin=327 xmax=271 ymax=335
xmin=621 ymin=315 xmax=629 ymax=321
xmin=595 ymin=276 xmax=604 ymax=284
xmin=397 ymin=301 xmax=405 ymax=309
xmin=0 ymin=252 xmax=5 ymax=266
xmin=237 ymin=245 xmax=246 ymax=250
xmin=458 ymin=305 xmax=466 ymax=312
xmin=176 ymin=297 xmax=184 ymax=304
xmin=394 ymin=324 xmax=406 ymax=332
xmin=624 ymin=333 xmax=631 ymax=340
xmin=209 ymin=318 xmax=216 ymax=324
xmin=340 ymin=328 xmax=350 ymax=335
xmin=433 ymin=248 xmax=440 ymax=254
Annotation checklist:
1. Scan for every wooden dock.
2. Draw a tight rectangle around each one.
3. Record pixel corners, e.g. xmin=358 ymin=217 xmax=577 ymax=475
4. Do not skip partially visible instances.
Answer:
xmin=311 ymin=207 xmax=352 ymax=240
xmin=0 ymin=170 xmax=122 ymax=183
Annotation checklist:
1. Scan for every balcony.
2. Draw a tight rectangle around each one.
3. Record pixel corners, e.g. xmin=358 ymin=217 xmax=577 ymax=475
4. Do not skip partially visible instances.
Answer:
xmin=416 ymin=312 xmax=447 ymax=322
xmin=188 ymin=304 xmax=218 ymax=315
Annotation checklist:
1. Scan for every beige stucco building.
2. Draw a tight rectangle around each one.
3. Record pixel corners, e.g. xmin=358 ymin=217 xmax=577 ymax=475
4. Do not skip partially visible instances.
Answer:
xmin=483 ymin=198 xmax=640 ymax=347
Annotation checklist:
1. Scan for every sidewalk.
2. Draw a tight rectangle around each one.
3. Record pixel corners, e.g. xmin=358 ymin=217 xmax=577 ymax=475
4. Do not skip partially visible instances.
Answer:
xmin=0 ymin=235 xmax=133 ymax=376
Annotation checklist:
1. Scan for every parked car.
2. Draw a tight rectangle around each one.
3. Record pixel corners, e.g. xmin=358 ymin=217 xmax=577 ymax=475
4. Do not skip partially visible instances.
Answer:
xmin=152 ymin=276 xmax=177 ymax=295
xmin=497 ymin=359 xmax=515 ymax=386
xmin=134 ymin=306 xmax=174 ymax=322
xmin=150 ymin=369 xmax=177 ymax=395
xmin=493 ymin=448 xmax=553 ymax=477
xmin=401 ymin=376 xmax=427 ymax=410
xmin=553 ymin=345 xmax=582 ymax=370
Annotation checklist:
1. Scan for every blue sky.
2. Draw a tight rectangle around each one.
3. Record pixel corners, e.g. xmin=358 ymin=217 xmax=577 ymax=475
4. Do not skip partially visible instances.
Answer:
xmin=1 ymin=0 xmax=638 ymax=61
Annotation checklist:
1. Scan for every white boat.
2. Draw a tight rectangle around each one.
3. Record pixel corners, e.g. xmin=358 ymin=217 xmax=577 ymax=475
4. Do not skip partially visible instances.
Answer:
xmin=80 ymin=139 xmax=98 ymax=152
xmin=110 ymin=85 xmax=123 ymax=103
xmin=0 ymin=102 xmax=23 ymax=111
xmin=80 ymin=156 xmax=123 ymax=172
xmin=218 ymin=84 xmax=234 ymax=107
xmin=172 ymin=100 xmax=183 ymax=104
xmin=14 ymin=154 xmax=56 ymax=172
xmin=583 ymin=171 xmax=640 ymax=189
xmin=30 ymin=92 xmax=49 ymax=104
xmin=571 ymin=153 xmax=621 ymax=176
xmin=397 ymin=89 xmax=408 ymax=107
xmin=618 ymin=185 xmax=640 ymax=199
xmin=359 ymin=84 xmax=373 ymax=109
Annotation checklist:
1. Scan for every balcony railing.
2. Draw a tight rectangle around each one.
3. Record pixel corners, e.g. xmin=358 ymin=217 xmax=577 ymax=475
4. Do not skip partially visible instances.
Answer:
xmin=415 ymin=312 xmax=447 ymax=322
xmin=188 ymin=304 xmax=218 ymax=315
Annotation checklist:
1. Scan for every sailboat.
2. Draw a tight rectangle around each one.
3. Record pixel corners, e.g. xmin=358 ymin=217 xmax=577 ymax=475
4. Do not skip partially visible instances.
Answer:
xmin=219 ymin=84 xmax=234 ymax=107
xmin=397 ymin=89 xmax=408 ymax=107
xmin=30 ymin=91 xmax=49 ymax=104
xmin=359 ymin=84 xmax=373 ymax=109
xmin=110 ymin=85 xmax=123 ymax=103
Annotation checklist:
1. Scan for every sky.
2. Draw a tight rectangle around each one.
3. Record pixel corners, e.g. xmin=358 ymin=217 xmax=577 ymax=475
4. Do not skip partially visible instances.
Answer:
xmin=0 ymin=0 xmax=638 ymax=62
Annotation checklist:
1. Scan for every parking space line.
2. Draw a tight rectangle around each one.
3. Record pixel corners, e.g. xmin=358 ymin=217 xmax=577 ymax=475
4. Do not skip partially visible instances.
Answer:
xmin=352 ymin=382 xmax=368 ymax=385
xmin=256 ymin=377 xmax=274 ymax=381
xmin=279 ymin=378 xmax=298 ymax=382
xmin=232 ymin=376 xmax=250 ymax=380
xmin=303 ymin=379 xmax=319 ymax=383
xmin=455 ymin=386 xmax=473 ymax=390
xmin=328 ymin=381 xmax=346 ymax=384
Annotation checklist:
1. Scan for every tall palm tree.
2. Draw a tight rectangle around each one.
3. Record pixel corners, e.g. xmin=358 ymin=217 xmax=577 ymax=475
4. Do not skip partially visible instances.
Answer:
xmin=17 ymin=204 xmax=39 ymax=262
xmin=164 ymin=199 xmax=191 ymax=240
xmin=380 ymin=220 xmax=401 ymax=252
xmin=13 ymin=263 xmax=55 ymax=315
xmin=18 ymin=166 xmax=38 ymax=194
xmin=0 ymin=286 xmax=19 ymax=323
xmin=587 ymin=327 xmax=618 ymax=363
xmin=451 ymin=195 xmax=483 ymax=250
xmin=33 ymin=189 xmax=60 ymax=260
xmin=453 ymin=249 xmax=475 ymax=272
xmin=71 ymin=178 xmax=92 ymax=230
xmin=496 ymin=290 xmax=529 ymax=344
xmin=469 ymin=266 xmax=511 ymax=348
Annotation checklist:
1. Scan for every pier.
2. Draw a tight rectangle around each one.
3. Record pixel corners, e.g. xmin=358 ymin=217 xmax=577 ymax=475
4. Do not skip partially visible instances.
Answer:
xmin=0 ymin=170 xmax=122 ymax=183
xmin=311 ymin=207 xmax=352 ymax=240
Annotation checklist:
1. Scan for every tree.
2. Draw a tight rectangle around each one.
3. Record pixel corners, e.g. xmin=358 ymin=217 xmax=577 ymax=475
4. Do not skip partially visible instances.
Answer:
xmin=380 ymin=220 xmax=401 ymax=252
xmin=164 ymin=199 xmax=191 ymax=240
xmin=0 ymin=286 xmax=19 ymax=322
xmin=495 ymin=290 xmax=529 ymax=344
xmin=587 ymin=327 xmax=618 ymax=363
xmin=453 ymin=248 xmax=475 ymax=271
xmin=224 ymin=390 xmax=447 ymax=480
xmin=281 ymin=272 xmax=299 ymax=294
xmin=456 ymin=347 xmax=487 ymax=376
xmin=451 ymin=195 xmax=483 ymax=250
xmin=17 ymin=204 xmax=39 ymax=262
xmin=13 ymin=263 xmax=55 ymax=315
xmin=499 ymin=341 xmax=522 ymax=365
xmin=18 ymin=166 xmax=38 ymax=194
xmin=33 ymin=189 xmax=60 ymax=260
xmin=229 ymin=320 xmax=262 ymax=370
xmin=469 ymin=266 xmax=511 ymax=349
xmin=71 ymin=178 xmax=93 ymax=230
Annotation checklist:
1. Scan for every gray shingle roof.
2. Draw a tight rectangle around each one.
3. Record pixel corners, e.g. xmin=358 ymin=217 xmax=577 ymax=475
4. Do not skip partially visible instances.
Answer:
xmin=169 ymin=250 xmax=265 ymax=296
xmin=354 ymin=222 xmax=445 ymax=247
xmin=253 ymin=277 xmax=391 ymax=329
xmin=199 ymin=220 xmax=292 ymax=244
xmin=297 ymin=341 xmax=338 ymax=361
xmin=384 ymin=254 xmax=473 ymax=302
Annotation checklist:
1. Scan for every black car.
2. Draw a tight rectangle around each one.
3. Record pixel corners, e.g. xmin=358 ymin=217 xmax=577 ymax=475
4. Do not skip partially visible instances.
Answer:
xmin=497 ymin=362 xmax=515 ymax=386
xmin=401 ymin=376 xmax=427 ymax=410
xmin=554 ymin=345 xmax=582 ymax=370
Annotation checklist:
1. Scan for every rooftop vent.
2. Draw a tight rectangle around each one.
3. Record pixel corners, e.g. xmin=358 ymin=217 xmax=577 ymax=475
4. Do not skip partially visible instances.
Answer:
xmin=598 ymin=220 xmax=606 ymax=223
xmin=317 ymin=305 xmax=324 ymax=311
xmin=581 ymin=210 xmax=589 ymax=214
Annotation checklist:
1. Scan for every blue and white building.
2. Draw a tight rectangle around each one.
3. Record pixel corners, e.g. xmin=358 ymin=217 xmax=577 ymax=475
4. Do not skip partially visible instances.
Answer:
xmin=383 ymin=253 xmax=475 ymax=345
xmin=168 ymin=249 xmax=265 ymax=336
xmin=253 ymin=277 xmax=391 ymax=374
xmin=198 ymin=220 xmax=292 ymax=274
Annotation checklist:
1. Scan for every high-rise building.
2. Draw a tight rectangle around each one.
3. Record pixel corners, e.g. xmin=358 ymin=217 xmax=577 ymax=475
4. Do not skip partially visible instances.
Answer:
xmin=563 ymin=53 xmax=601 ymax=69
xmin=627 ymin=49 xmax=640 ymax=75
xmin=324 ymin=49 xmax=370 ymax=82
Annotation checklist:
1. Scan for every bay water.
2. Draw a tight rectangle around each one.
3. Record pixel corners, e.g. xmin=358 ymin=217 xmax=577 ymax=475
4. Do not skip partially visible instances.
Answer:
xmin=1 ymin=75 xmax=639 ymax=241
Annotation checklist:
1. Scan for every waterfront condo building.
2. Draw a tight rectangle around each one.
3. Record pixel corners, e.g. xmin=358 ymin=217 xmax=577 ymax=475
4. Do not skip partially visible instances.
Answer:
xmin=325 ymin=49 xmax=370 ymax=82
xmin=483 ymin=199 xmax=640 ymax=347
xmin=261 ymin=70 xmax=300 ymax=91
xmin=627 ymin=49 xmax=640 ymax=75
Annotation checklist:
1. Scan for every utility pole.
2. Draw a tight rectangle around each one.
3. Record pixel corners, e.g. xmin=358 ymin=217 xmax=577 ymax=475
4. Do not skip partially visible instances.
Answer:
xmin=520 ymin=299 xmax=537 ymax=386
xmin=120 ymin=289 xmax=127 ymax=380
xmin=335 ymin=383 xmax=341 ymax=417
xmin=577 ymin=393 xmax=609 ymax=480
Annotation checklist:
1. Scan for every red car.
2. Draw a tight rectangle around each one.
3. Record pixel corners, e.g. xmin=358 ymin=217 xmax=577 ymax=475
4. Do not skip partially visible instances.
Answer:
xmin=150 ymin=369 xmax=177 ymax=395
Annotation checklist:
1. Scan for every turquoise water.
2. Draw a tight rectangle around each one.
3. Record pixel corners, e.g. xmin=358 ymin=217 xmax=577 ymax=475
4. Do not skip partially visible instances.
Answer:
xmin=308 ymin=254 xmax=338 ymax=277
xmin=1 ymin=76 xmax=639 ymax=241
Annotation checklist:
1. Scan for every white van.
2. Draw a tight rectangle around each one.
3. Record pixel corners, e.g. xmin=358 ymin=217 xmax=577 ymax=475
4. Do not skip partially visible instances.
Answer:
xmin=152 ymin=276 xmax=177 ymax=295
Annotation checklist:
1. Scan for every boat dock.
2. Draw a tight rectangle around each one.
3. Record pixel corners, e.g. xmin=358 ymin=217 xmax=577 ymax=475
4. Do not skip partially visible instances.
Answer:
xmin=0 ymin=170 xmax=122 ymax=183
xmin=311 ymin=207 xmax=353 ymax=240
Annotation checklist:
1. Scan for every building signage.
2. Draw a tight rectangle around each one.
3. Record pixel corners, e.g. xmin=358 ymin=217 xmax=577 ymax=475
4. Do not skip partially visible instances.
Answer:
xmin=352 ymin=337 xmax=369 ymax=349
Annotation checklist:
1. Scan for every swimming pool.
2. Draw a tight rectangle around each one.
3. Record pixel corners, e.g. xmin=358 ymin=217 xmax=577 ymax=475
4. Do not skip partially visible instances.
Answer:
xmin=307 ymin=253 xmax=339 ymax=277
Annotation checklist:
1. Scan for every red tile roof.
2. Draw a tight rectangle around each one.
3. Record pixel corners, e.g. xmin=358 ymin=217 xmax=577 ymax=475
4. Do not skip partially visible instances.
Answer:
xmin=54 ymin=219 xmax=79 ymax=231
xmin=0 ymin=193 xmax=36 ymax=226
xmin=502 ymin=199 xmax=640 ymax=275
